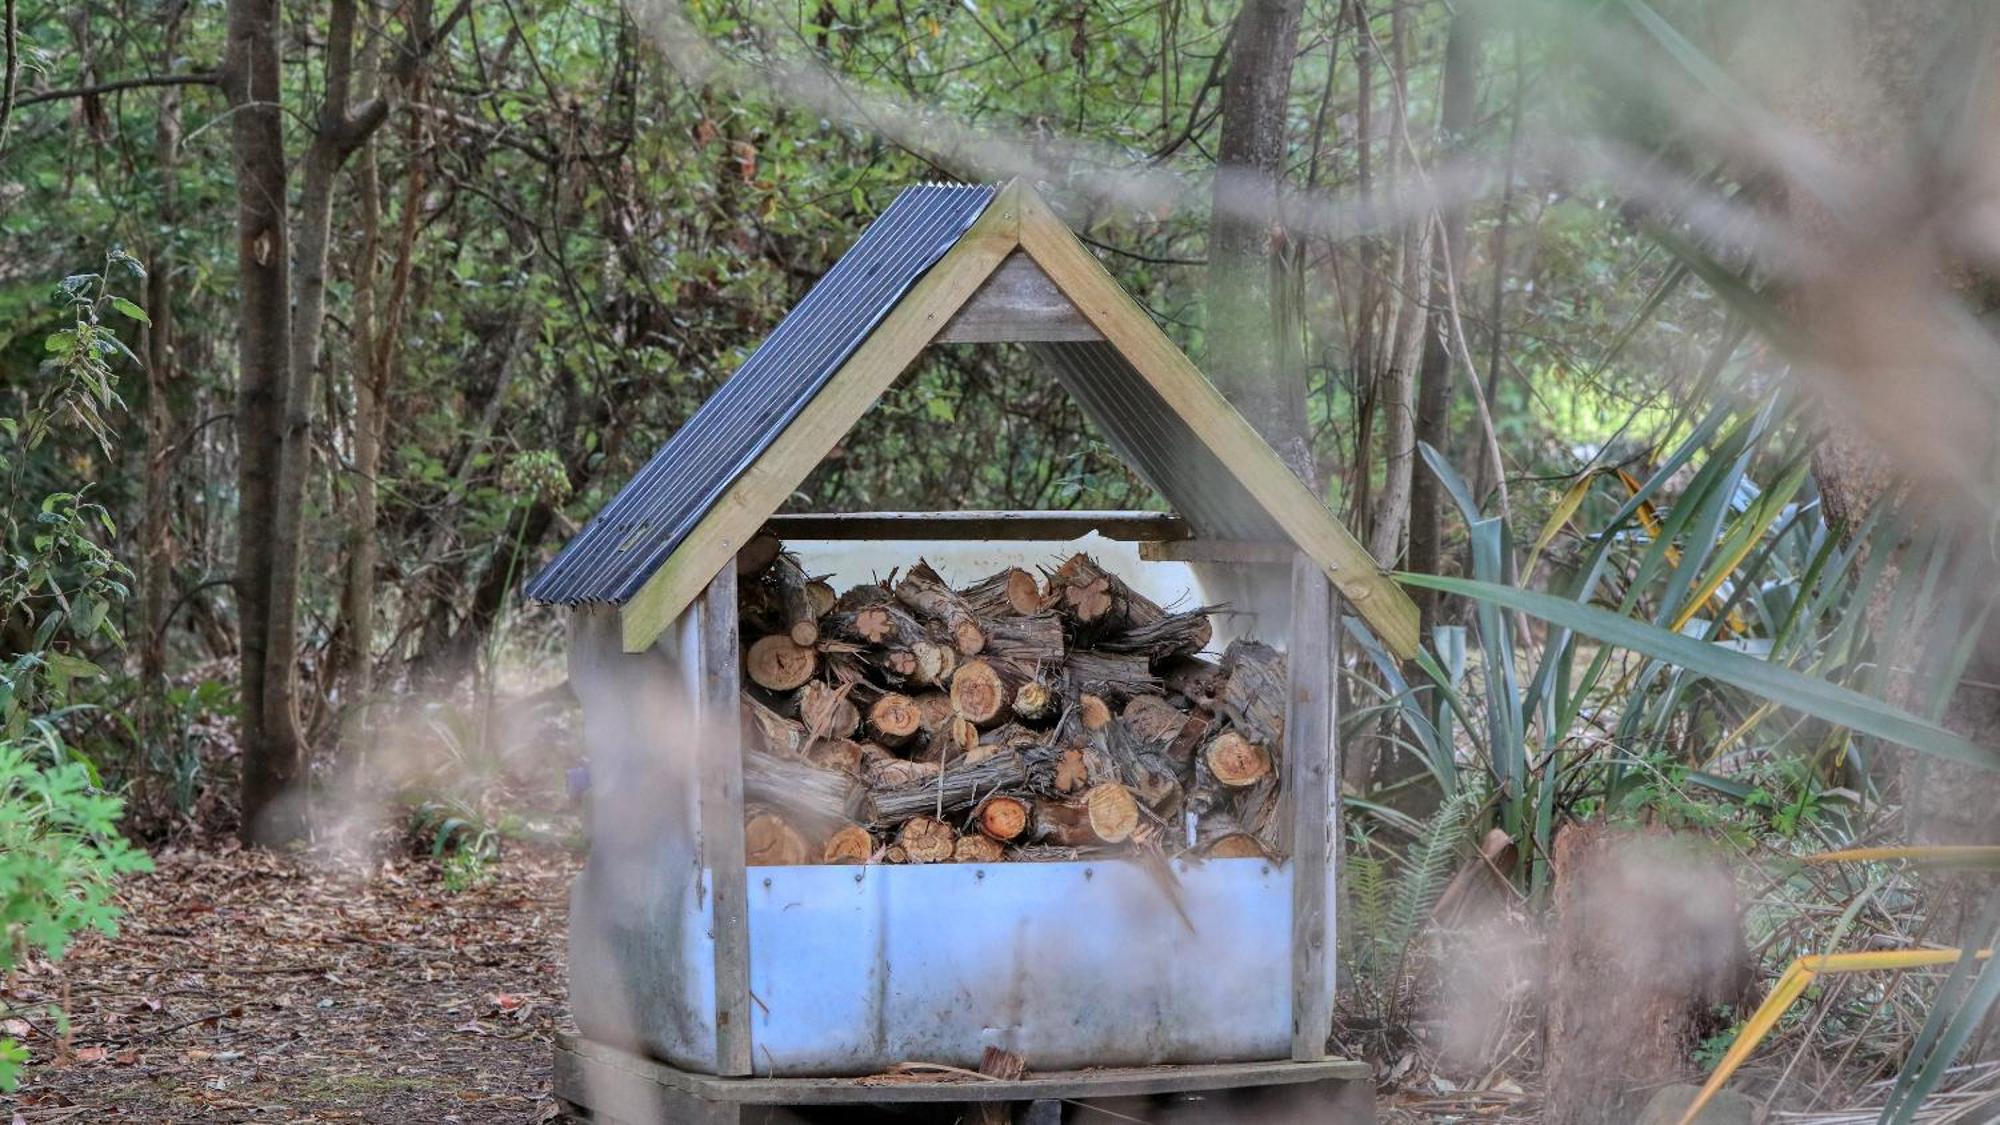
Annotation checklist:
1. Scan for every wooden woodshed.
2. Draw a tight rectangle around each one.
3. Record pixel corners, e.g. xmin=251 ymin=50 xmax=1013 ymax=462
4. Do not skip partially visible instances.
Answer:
xmin=529 ymin=179 xmax=1415 ymax=1120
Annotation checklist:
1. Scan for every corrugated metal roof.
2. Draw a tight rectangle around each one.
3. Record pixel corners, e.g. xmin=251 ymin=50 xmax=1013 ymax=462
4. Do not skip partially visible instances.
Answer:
xmin=1028 ymin=340 xmax=1286 ymax=544
xmin=525 ymin=182 xmax=997 ymax=605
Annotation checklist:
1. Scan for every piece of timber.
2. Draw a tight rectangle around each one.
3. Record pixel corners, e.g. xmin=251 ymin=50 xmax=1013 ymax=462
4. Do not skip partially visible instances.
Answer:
xmin=554 ymin=1032 xmax=1371 ymax=1107
xmin=934 ymin=250 xmax=1104 ymax=344
xmin=1139 ymin=539 xmax=1293 ymax=565
xmin=761 ymin=509 xmax=1190 ymax=542
xmin=694 ymin=566 xmax=752 ymax=1076
xmin=1286 ymin=551 xmax=1339 ymax=1062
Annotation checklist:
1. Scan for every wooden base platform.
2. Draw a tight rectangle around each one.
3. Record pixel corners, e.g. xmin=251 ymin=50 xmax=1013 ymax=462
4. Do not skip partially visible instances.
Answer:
xmin=554 ymin=1034 xmax=1377 ymax=1124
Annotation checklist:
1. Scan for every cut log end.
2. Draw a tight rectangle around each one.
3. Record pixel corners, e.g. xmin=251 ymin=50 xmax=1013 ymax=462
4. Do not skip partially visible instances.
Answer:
xmin=746 ymin=634 xmax=817 ymax=692
xmin=954 ymin=834 xmax=1005 ymax=863
xmin=821 ymin=824 xmax=875 ymax=864
xmin=1202 ymin=833 xmax=1269 ymax=860
xmin=1204 ymin=731 xmax=1272 ymax=787
xmin=868 ymin=693 xmax=923 ymax=745
xmin=950 ymin=659 xmax=1014 ymax=726
xmin=1077 ymin=693 xmax=1113 ymax=731
xmin=899 ymin=816 xmax=957 ymax=864
xmin=1013 ymin=680 xmax=1053 ymax=723
xmin=746 ymin=812 xmax=809 ymax=866
xmin=801 ymin=681 xmax=859 ymax=739
xmin=976 ymin=794 xmax=1032 ymax=842
xmin=1086 ymin=783 xmax=1139 ymax=843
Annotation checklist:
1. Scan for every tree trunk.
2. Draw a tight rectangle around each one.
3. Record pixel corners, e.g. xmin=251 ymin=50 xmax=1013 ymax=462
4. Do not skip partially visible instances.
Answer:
xmin=1208 ymin=0 xmax=1313 ymax=483
xmin=138 ymin=0 xmax=186 ymax=702
xmin=1366 ymin=1 xmax=1426 ymax=567
xmin=329 ymin=30 xmax=390 ymax=717
xmin=224 ymin=0 xmax=295 ymax=844
xmin=1406 ymin=6 xmax=1480 ymax=630
xmin=1544 ymin=824 xmax=1748 ymax=1124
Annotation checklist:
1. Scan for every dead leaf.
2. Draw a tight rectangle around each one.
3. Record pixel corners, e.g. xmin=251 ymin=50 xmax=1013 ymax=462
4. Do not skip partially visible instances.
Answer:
xmin=75 ymin=1046 xmax=108 ymax=1063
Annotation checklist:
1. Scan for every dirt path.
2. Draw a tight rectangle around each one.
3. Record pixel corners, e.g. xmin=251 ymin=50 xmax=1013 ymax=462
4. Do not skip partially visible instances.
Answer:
xmin=4 ymin=842 xmax=579 ymax=1123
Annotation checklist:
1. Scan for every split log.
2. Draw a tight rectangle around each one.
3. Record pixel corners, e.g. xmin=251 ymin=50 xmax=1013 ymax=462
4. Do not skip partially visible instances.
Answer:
xmin=742 ymin=698 xmax=808 ymax=758
xmin=1166 ymin=710 xmax=1212 ymax=768
xmin=896 ymin=560 xmax=986 ymax=656
xmin=1101 ymin=719 xmax=1184 ymax=814
xmin=1204 ymin=730 xmax=1273 ymax=787
xmin=864 ymin=751 xmax=1031 ymax=824
xmin=961 ymin=567 xmax=1044 ymax=617
xmin=746 ymin=810 xmax=810 ymax=866
xmin=949 ymin=658 xmax=1026 ymax=728
xmin=867 ymin=693 xmax=923 ymax=747
xmin=743 ymin=747 xmax=858 ymax=838
xmin=1065 ymin=650 xmax=1160 ymax=700
xmin=800 ymin=681 xmax=859 ymax=740
xmin=746 ymin=634 xmax=817 ymax=692
xmin=974 ymin=794 xmax=1032 ymax=842
xmin=954 ymin=834 xmax=1006 ymax=863
xmin=1237 ymin=774 xmax=1285 ymax=854
xmin=1099 ymin=607 xmax=1218 ymax=662
xmin=1219 ymin=639 xmax=1287 ymax=747
xmin=898 ymin=816 xmax=957 ymax=863
xmin=821 ymin=824 xmax=876 ymax=864
xmin=1033 ymin=783 xmax=1139 ymax=846
xmin=772 ymin=553 xmax=824 ymax=646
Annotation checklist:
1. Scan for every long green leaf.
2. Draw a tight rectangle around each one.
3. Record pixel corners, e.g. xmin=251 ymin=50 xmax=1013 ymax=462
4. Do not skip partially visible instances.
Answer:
xmin=1394 ymin=574 xmax=1996 ymax=770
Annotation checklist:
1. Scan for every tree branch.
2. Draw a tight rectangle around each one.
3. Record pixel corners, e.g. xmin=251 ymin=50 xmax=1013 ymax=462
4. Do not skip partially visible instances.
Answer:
xmin=15 ymin=71 xmax=220 ymax=108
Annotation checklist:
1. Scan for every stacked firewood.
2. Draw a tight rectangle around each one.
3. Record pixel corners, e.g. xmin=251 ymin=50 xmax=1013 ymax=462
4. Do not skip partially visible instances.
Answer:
xmin=735 ymin=547 xmax=1289 ymax=866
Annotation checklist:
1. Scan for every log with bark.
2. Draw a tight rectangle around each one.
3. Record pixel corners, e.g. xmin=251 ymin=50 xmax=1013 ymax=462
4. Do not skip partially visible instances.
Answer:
xmin=1045 ymin=553 xmax=1165 ymax=632
xmin=1034 ymin=783 xmax=1139 ymax=846
xmin=863 ymin=750 xmax=1031 ymax=824
xmin=732 ymin=543 xmax=1293 ymax=867
xmin=896 ymin=560 xmax=986 ymax=656
xmin=1218 ymin=639 xmax=1286 ymax=747
xmin=961 ymin=567 xmax=1044 ymax=617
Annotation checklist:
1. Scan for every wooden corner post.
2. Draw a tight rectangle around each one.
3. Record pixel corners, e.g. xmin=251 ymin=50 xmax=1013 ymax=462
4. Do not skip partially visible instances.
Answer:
xmin=695 ymin=563 xmax=753 ymax=1075
xmin=1286 ymin=551 xmax=1339 ymax=1061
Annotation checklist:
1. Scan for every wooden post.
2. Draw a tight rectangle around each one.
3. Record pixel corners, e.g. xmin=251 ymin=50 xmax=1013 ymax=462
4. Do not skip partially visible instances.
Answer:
xmin=1286 ymin=551 xmax=1339 ymax=1061
xmin=696 ymin=564 xmax=753 ymax=1076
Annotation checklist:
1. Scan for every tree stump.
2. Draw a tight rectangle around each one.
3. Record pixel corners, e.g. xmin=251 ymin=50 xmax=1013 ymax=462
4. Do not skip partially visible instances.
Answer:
xmin=1544 ymin=823 xmax=1750 ymax=1125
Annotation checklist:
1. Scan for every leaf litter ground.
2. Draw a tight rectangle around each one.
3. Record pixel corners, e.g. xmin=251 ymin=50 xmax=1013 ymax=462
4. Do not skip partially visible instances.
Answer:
xmin=4 ymin=840 xmax=580 ymax=1123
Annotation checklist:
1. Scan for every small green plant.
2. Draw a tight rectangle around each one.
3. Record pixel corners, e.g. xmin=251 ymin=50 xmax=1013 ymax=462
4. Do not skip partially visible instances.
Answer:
xmin=0 ymin=738 xmax=153 ymax=1088
xmin=412 ymin=797 xmax=501 ymax=893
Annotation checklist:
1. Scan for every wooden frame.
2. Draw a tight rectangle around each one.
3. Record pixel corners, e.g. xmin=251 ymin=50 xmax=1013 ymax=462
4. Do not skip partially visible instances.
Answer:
xmin=761 ymin=509 xmax=1188 ymax=542
xmin=612 ymin=179 xmax=1419 ymax=658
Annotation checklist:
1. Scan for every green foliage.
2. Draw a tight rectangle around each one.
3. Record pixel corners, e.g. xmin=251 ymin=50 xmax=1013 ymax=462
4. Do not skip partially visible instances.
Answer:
xmin=1343 ymin=786 xmax=1479 ymax=1015
xmin=1350 ymin=396 xmax=1883 ymax=894
xmin=0 ymin=254 xmax=148 ymax=1092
